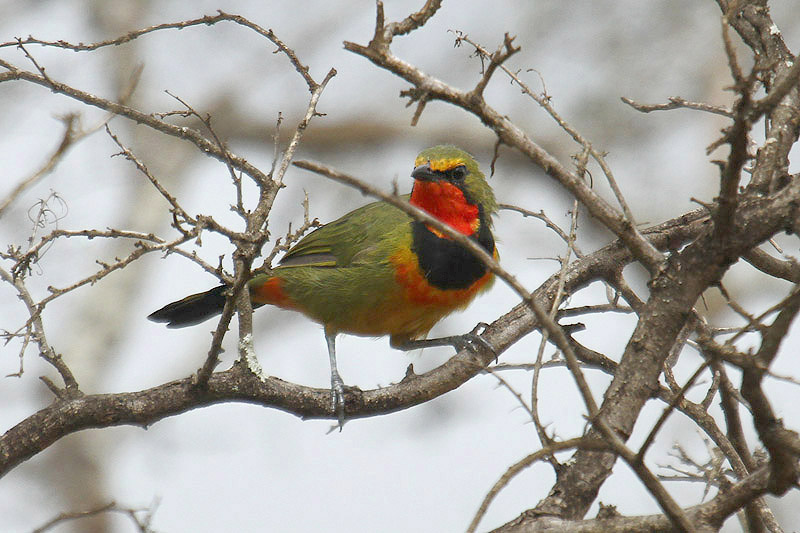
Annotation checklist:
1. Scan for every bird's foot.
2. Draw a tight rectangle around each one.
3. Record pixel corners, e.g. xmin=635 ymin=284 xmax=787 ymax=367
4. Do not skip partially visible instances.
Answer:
xmin=330 ymin=370 xmax=346 ymax=431
xmin=451 ymin=322 xmax=495 ymax=354
xmin=397 ymin=322 xmax=497 ymax=359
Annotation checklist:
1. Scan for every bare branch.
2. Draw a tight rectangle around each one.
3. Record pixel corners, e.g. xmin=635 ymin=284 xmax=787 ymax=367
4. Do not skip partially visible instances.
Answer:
xmin=344 ymin=12 xmax=665 ymax=272
xmin=751 ymin=55 xmax=800 ymax=117
xmin=368 ymin=0 xmax=442 ymax=47
xmin=453 ymin=32 xmax=644 ymax=235
xmin=741 ymin=288 xmax=800 ymax=494
xmin=499 ymin=203 xmax=585 ymax=257
xmin=0 ymin=57 xmax=273 ymax=186
xmin=0 ymin=115 xmax=79 ymax=219
xmin=32 ymin=500 xmax=158 ymax=533
xmin=468 ymin=437 xmax=607 ymax=533
xmin=620 ymin=96 xmax=733 ymax=118
xmin=2 ymin=12 xmax=317 ymax=91
xmin=0 ymin=266 xmax=79 ymax=392
xmin=195 ymin=66 xmax=335 ymax=387
xmin=0 ymin=199 xmax=714 ymax=488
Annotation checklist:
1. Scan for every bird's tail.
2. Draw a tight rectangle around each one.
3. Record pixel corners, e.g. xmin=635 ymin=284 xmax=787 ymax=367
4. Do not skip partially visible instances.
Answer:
xmin=148 ymin=285 xmax=228 ymax=328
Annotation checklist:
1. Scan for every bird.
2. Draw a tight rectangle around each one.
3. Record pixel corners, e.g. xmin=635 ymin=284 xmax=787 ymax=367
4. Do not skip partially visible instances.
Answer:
xmin=148 ymin=145 xmax=498 ymax=426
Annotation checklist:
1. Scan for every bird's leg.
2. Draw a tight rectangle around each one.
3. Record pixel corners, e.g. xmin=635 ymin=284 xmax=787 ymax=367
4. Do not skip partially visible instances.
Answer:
xmin=324 ymin=330 xmax=346 ymax=430
xmin=393 ymin=322 xmax=496 ymax=356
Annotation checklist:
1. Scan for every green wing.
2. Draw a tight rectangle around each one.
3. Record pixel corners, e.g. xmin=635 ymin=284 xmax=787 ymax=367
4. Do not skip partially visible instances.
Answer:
xmin=278 ymin=196 xmax=411 ymax=269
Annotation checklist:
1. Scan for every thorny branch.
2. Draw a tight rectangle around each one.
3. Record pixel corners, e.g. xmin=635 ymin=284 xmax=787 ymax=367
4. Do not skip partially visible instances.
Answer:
xmin=453 ymin=31 xmax=642 ymax=234
xmin=620 ymin=96 xmax=734 ymax=118
xmin=0 ymin=115 xmax=79 ymax=219
xmin=0 ymin=19 xmax=334 ymax=403
xmin=338 ymin=1 xmax=800 ymax=531
xmin=0 ymin=265 xmax=78 ymax=392
xmin=345 ymin=12 xmax=665 ymax=275
xmin=529 ymin=194 xmax=581 ymax=470
xmin=32 ymin=500 xmax=158 ymax=533
xmin=194 ymin=67 xmax=336 ymax=387
xmin=0 ymin=66 xmax=142 ymax=219
xmin=2 ymin=3 xmax=800 ymax=532
xmin=0 ymin=12 xmax=316 ymax=90
xmin=0 ymin=204 xmax=716 ymax=478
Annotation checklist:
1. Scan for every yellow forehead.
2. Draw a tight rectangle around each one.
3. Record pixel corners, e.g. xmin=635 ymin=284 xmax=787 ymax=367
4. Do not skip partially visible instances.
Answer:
xmin=414 ymin=156 xmax=466 ymax=171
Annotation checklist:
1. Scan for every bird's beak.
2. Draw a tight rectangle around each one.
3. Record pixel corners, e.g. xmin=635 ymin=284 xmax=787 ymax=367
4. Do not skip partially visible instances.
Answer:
xmin=411 ymin=162 xmax=439 ymax=182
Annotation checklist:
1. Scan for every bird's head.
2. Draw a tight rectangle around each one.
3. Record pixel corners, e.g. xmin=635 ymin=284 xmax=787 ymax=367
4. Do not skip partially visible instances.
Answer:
xmin=410 ymin=145 xmax=497 ymax=236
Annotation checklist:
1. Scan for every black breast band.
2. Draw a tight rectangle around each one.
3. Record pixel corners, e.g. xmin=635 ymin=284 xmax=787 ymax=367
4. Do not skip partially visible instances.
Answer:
xmin=410 ymin=209 xmax=494 ymax=290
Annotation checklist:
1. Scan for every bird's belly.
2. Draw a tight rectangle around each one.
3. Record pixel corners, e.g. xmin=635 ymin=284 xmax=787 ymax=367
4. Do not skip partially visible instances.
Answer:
xmin=267 ymin=249 xmax=494 ymax=339
xmin=335 ymin=247 xmax=496 ymax=339
xmin=323 ymin=286 xmax=482 ymax=339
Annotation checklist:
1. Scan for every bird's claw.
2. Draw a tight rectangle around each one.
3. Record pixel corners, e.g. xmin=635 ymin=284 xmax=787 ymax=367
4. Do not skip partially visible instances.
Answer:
xmin=330 ymin=371 xmax=346 ymax=431
xmin=452 ymin=323 xmax=496 ymax=357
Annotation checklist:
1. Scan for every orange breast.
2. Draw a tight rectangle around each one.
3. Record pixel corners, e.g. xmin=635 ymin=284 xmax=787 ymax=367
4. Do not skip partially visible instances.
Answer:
xmin=389 ymin=246 xmax=494 ymax=309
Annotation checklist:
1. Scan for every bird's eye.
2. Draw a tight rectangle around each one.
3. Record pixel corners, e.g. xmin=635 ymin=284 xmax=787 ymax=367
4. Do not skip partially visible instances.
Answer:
xmin=451 ymin=165 xmax=467 ymax=181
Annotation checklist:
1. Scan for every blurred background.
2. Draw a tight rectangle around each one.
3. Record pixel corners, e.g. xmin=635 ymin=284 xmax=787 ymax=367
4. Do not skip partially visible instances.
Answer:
xmin=1 ymin=1 xmax=799 ymax=531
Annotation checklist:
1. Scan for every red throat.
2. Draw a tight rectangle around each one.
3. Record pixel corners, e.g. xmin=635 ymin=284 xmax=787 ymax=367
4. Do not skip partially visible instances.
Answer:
xmin=410 ymin=180 xmax=479 ymax=236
